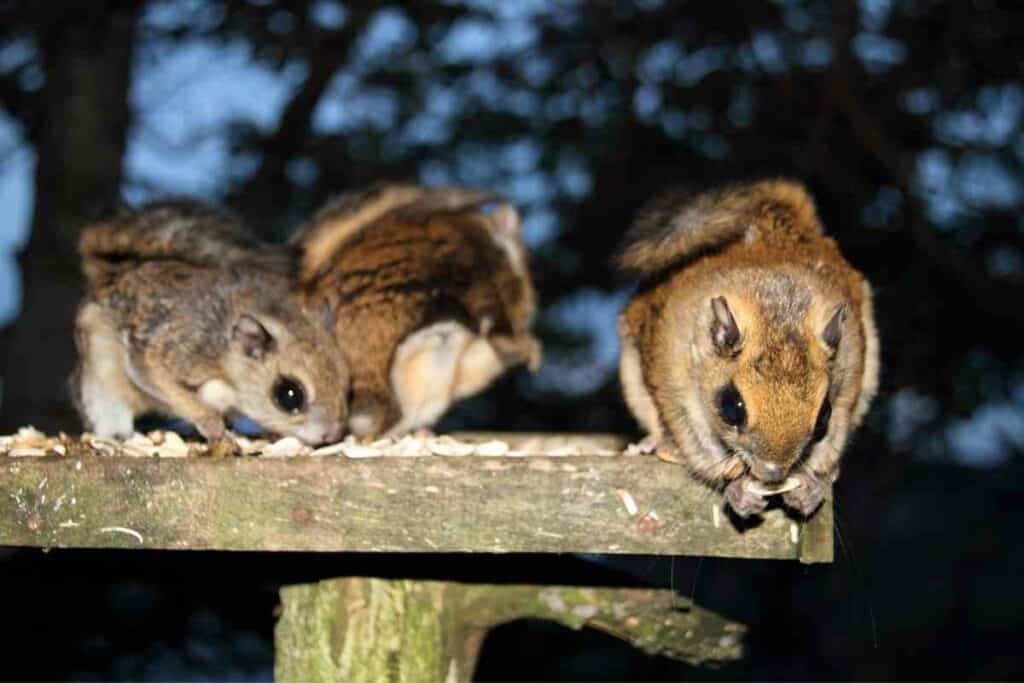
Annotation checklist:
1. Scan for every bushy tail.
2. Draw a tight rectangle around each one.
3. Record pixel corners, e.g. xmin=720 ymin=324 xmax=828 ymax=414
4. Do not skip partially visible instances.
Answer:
xmin=80 ymin=199 xmax=290 ymax=287
xmin=294 ymin=181 xmax=504 ymax=280
xmin=616 ymin=178 xmax=822 ymax=276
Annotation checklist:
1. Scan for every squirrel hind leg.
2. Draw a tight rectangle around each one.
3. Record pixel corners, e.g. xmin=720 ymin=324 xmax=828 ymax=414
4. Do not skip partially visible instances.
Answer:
xmin=387 ymin=321 xmax=475 ymax=435
xmin=74 ymin=354 xmax=140 ymax=439
xmin=452 ymin=336 xmax=508 ymax=401
xmin=79 ymin=378 xmax=136 ymax=439
xmin=619 ymin=334 xmax=663 ymax=443
xmin=73 ymin=303 xmax=144 ymax=439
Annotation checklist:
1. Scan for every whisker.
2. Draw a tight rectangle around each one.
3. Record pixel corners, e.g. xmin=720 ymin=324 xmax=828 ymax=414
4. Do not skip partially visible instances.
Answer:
xmin=690 ymin=555 xmax=705 ymax=603
xmin=833 ymin=501 xmax=879 ymax=651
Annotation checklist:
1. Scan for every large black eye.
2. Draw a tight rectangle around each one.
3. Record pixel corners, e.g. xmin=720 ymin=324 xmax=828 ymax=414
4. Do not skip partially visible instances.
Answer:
xmin=716 ymin=383 xmax=746 ymax=429
xmin=272 ymin=376 xmax=306 ymax=414
xmin=812 ymin=396 xmax=832 ymax=442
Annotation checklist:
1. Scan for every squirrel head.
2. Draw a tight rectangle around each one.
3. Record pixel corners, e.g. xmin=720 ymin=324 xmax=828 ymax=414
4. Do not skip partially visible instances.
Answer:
xmin=661 ymin=272 xmax=856 ymax=485
xmin=222 ymin=305 xmax=350 ymax=445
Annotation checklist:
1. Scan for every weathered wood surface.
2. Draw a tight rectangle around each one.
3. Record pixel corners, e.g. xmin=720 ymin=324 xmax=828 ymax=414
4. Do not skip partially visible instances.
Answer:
xmin=0 ymin=433 xmax=832 ymax=562
xmin=274 ymin=577 xmax=745 ymax=682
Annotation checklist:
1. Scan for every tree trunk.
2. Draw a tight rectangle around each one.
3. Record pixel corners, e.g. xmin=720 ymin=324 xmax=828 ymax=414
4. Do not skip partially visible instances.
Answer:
xmin=274 ymin=577 xmax=745 ymax=682
xmin=0 ymin=2 xmax=139 ymax=432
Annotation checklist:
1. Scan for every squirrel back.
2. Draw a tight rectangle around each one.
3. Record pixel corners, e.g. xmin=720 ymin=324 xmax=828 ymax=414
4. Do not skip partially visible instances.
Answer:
xmin=293 ymin=181 xmax=538 ymax=437
xmin=616 ymin=178 xmax=823 ymax=277
xmin=293 ymin=181 xmax=501 ymax=281
xmin=80 ymin=199 xmax=293 ymax=289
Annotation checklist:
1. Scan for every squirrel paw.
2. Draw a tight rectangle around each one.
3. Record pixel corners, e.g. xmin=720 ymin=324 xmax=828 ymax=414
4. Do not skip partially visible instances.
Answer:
xmin=636 ymin=434 xmax=660 ymax=454
xmin=782 ymin=471 xmax=826 ymax=517
xmin=725 ymin=478 xmax=768 ymax=518
xmin=204 ymin=436 xmax=241 ymax=458
xmin=632 ymin=435 xmax=684 ymax=463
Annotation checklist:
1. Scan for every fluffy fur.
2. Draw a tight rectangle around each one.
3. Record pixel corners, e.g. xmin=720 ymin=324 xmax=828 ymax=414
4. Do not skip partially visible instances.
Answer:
xmin=617 ymin=178 xmax=879 ymax=517
xmin=72 ymin=201 xmax=349 ymax=446
xmin=294 ymin=182 xmax=541 ymax=437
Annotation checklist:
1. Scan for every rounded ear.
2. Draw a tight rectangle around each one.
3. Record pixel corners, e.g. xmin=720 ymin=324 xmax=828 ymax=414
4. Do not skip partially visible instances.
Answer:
xmin=821 ymin=303 xmax=849 ymax=353
xmin=317 ymin=300 xmax=337 ymax=333
xmin=710 ymin=296 xmax=741 ymax=354
xmin=479 ymin=201 xmax=521 ymax=236
xmin=233 ymin=314 xmax=275 ymax=360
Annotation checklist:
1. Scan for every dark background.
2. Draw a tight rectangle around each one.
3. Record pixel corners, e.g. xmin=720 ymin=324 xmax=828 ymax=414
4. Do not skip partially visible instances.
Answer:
xmin=1 ymin=0 xmax=1023 ymax=680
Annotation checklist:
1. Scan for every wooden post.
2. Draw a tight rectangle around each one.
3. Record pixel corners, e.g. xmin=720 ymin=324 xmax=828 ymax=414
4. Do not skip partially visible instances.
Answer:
xmin=274 ymin=578 xmax=745 ymax=682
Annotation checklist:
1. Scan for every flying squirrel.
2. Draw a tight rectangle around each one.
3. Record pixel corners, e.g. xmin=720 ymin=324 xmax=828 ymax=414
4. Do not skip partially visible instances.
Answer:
xmin=617 ymin=179 xmax=879 ymax=517
xmin=72 ymin=200 xmax=350 ymax=447
xmin=292 ymin=182 xmax=542 ymax=437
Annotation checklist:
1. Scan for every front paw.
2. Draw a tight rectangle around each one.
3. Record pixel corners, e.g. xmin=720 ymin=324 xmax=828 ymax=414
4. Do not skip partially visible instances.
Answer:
xmin=782 ymin=472 xmax=826 ymax=517
xmin=651 ymin=443 xmax=688 ymax=465
xmin=203 ymin=436 xmax=241 ymax=458
xmin=725 ymin=478 xmax=768 ymax=518
xmin=636 ymin=434 xmax=659 ymax=454
xmin=195 ymin=417 xmax=227 ymax=443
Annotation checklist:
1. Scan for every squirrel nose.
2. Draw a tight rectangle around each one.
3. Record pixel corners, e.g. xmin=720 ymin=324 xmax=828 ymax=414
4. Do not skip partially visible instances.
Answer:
xmin=750 ymin=459 xmax=785 ymax=483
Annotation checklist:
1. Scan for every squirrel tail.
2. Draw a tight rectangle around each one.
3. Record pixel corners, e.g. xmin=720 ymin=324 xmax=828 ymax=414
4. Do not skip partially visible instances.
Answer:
xmin=616 ymin=178 xmax=822 ymax=277
xmin=294 ymin=181 xmax=503 ymax=280
xmin=79 ymin=199 xmax=290 ymax=286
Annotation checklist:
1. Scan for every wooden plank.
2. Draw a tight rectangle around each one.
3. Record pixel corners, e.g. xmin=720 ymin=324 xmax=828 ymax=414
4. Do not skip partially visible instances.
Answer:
xmin=0 ymin=444 xmax=831 ymax=562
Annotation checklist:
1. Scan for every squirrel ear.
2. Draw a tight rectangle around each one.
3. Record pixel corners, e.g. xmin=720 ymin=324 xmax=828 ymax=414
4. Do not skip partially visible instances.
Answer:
xmin=317 ymin=300 xmax=337 ymax=333
xmin=821 ymin=303 xmax=848 ymax=353
xmin=710 ymin=296 xmax=741 ymax=354
xmin=480 ymin=201 xmax=521 ymax=236
xmin=233 ymin=315 xmax=276 ymax=360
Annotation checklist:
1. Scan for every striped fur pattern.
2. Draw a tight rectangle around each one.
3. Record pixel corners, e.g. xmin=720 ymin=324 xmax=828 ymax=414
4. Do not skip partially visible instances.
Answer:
xmin=294 ymin=182 xmax=541 ymax=437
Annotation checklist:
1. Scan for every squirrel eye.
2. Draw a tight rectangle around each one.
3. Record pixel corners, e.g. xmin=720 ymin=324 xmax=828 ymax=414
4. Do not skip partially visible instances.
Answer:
xmin=272 ymin=376 xmax=306 ymax=414
xmin=812 ymin=396 xmax=832 ymax=442
xmin=716 ymin=383 xmax=746 ymax=429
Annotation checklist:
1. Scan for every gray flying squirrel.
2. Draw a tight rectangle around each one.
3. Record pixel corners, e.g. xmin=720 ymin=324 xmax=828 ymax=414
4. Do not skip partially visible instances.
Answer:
xmin=71 ymin=200 xmax=350 ymax=447
xmin=617 ymin=179 xmax=879 ymax=517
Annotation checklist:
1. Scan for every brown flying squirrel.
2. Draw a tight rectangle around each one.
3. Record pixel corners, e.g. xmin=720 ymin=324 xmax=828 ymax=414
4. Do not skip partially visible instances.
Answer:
xmin=617 ymin=179 xmax=879 ymax=518
xmin=293 ymin=182 xmax=541 ymax=437
xmin=71 ymin=200 xmax=350 ymax=446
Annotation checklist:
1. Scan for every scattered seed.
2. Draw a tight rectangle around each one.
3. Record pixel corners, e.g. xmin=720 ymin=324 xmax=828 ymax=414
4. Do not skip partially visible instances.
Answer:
xmin=311 ymin=442 xmax=348 ymax=456
xmin=264 ymin=437 xmax=309 ymax=458
xmin=745 ymin=476 xmax=801 ymax=496
xmin=340 ymin=442 xmax=379 ymax=458
xmin=616 ymin=489 xmax=639 ymax=516
xmin=427 ymin=436 xmax=476 ymax=456
xmin=475 ymin=440 xmax=509 ymax=456
xmin=9 ymin=448 xmax=46 ymax=457
xmin=99 ymin=526 xmax=144 ymax=544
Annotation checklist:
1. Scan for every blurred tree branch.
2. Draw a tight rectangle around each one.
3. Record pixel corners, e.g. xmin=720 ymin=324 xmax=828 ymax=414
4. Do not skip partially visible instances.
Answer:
xmin=830 ymin=0 xmax=1024 ymax=324
xmin=0 ymin=0 xmax=141 ymax=431
xmin=228 ymin=2 xmax=382 ymax=231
